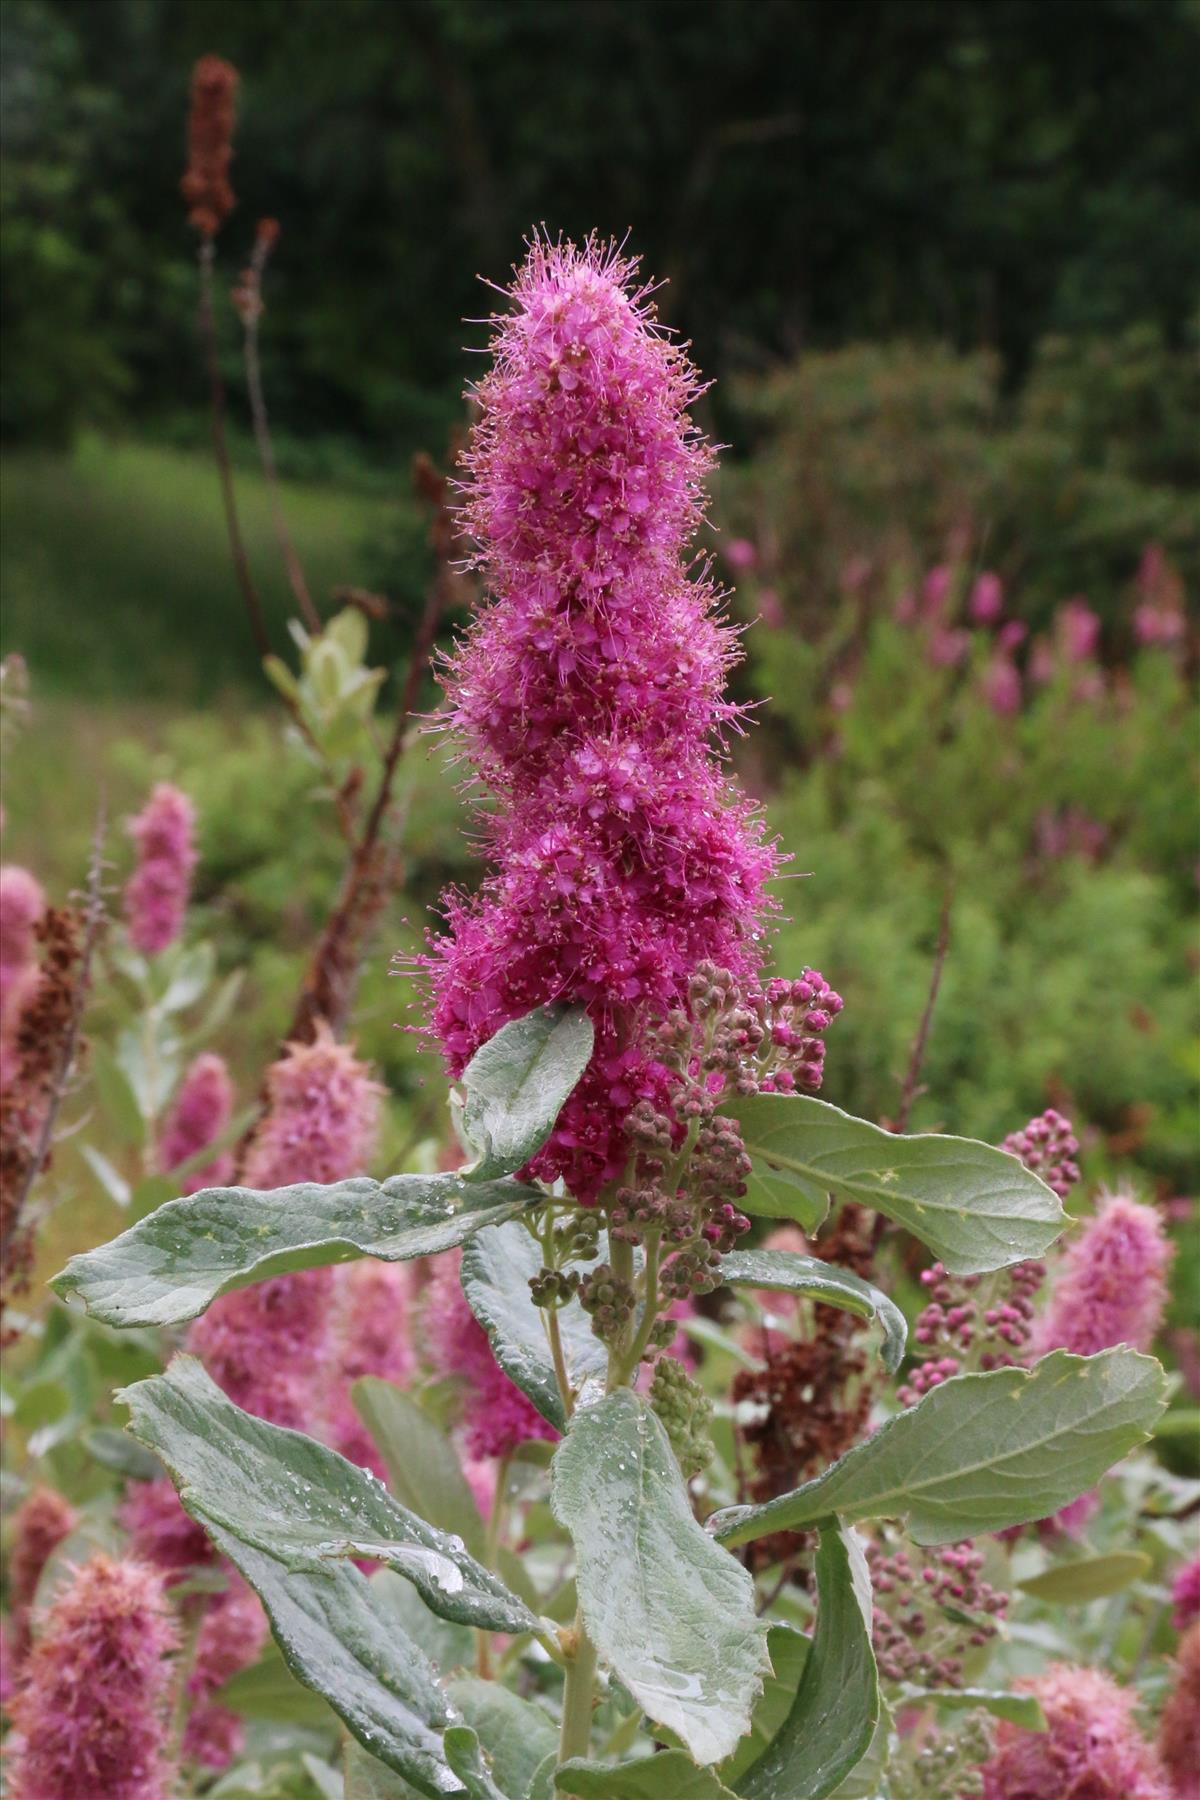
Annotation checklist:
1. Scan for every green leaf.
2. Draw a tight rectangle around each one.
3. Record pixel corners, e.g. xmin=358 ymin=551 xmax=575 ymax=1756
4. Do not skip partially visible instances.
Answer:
xmin=119 ymin=1357 xmax=538 ymax=1637
xmin=715 ymin=1625 xmax=809 ymax=1784
xmin=460 ymin=1004 xmax=594 ymax=1181
xmin=551 ymin=1388 xmax=769 ymax=1765
xmin=52 ymin=1171 xmax=539 ymax=1328
xmin=160 ymin=941 xmax=216 ymax=1013
xmin=721 ymin=1249 xmax=907 ymax=1373
xmin=713 ymin=1349 xmax=1167 ymax=1548
xmin=1017 ymin=1551 xmax=1152 ymax=1604
xmin=80 ymin=1144 xmax=132 ymax=1208
xmin=904 ymin=1687 xmax=1047 ymax=1730
xmin=460 ymin=1220 xmax=606 ymax=1429
xmin=738 ymin=1526 xmax=879 ymax=1800
xmin=352 ymin=1378 xmax=488 ymax=1558
xmin=92 ymin=1039 xmax=147 ymax=1144
xmin=83 ymin=1426 xmax=164 ymax=1480
xmin=213 ymin=1641 xmax=337 ymax=1725
xmin=447 ymin=1677 xmax=558 ymax=1798
xmin=371 ymin=1569 xmax=475 ymax=1676
xmin=203 ymin=1526 xmax=459 ymax=1797
xmin=344 ymin=1740 xmax=427 ymax=1799
xmin=556 ymin=1752 xmax=738 ymax=1797
xmin=727 ymin=1093 xmax=1065 ymax=1273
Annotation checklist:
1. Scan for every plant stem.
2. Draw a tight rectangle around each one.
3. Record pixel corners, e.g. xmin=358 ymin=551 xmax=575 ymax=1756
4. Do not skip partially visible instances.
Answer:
xmin=547 ymin=1306 xmax=574 ymax=1419
xmin=476 ymin=1453 xmax=512 ymax=1678
xmin=558 ymin=1605 xmax=599 ymax=1764
xmin=197 ymin=240 xmax=271 ymax=659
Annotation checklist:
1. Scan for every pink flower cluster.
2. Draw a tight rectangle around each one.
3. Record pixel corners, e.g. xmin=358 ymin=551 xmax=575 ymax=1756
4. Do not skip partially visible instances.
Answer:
xmin=1001 ymin=1107 xmax=1080 ymax=1200
xmin=426 ymin=236 xmax=777 ymax=1202
xmin=421 ymin=1249 xmax=557 ymax=1460
xmin=183 ymin=1583 xmax=270 ymax=1768
xmin=0 ymin=865 xmax=44 ymax=1090
xmin=1034 ymin=1191 xmax=1172 ymax=1359
xmin=980 ymin=1663 xmax=1171 ymax=1799
xmin=868 ymin=1536 xmax=1007 ymax=1686
xmin=242 ymin=1023 xmax=382 ymax=1190
xmin=124 ymin=783 xmax=197 ymax=956
xmin=157 ymin=1051 xmax=235 ymax=1193
xmin=1172 ymin=1557 xmax=1200 ymax=1632
xmin=4 ymin=1554 xmax=178 ymax=1800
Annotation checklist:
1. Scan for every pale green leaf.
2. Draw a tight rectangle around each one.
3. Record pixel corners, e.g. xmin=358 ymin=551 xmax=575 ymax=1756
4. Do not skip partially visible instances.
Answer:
xmin=713 ymin=1349 xmax=1167 ymax=1548
xmin=461 ymin=1005 xmax=594 ymax=1181
xmin=727 ymin=1093 xmax=1065 ymax=1273
xmin=352 ymin=1379 xmax=488 ymax=1558
xmin=371 ymin=1569 xmax=475 ymax=1677
xmin=52 ymin=1171 xmax=538 ymax=1327
xmin=119 ymin=1357 xmax=538 ymax=1636
xmin=904 ymin=1687 xmax=1047 ymax=1730
xmin=556 ymin=1752 xmax=738 ymax=1797
xmin=213 ymin=1641 xmax=336 ymax=1726
xmin=447 ymin=1677 xmax=558 ymax=1798
xmin=721 ymin=1250 xmax=907 ymax=1373
xmin=460 ymin=1220 xmax=605 ymax=1429
xmin=1017 ymin=1551 xmax=1152 ymax=1604
xmin=738 ymin=1525 xmax=879 ymax=1800
xmin=80 ymin=1144 xmax=131 ymax=1208
xmin=551 ymin=1389 xmax=769 ymax=1766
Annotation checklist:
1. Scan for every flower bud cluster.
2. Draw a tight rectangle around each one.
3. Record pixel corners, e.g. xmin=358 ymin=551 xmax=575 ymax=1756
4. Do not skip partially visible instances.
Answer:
xmin=578 ymin=1262 xmax=637 ymax=1342
xmin=1000 ymin=1108 xmax=1080 ymax=1199
xmin=868 ymin=1535 xmax=1008 ymax=1687
xmin=897 ymin=1257 xmax=1046 ymax=1406
xmin=648 ymin=1355 xmax=713 ymax=1479
xmin=898 ymin=1109 xmax=1081 ymax=1405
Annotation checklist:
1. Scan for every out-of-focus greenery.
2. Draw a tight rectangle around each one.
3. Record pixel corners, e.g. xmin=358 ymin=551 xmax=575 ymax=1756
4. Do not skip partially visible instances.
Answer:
xmin=3 ymin=0 xmax=1199 ymax=452
xmin=0 ymin=436 xmax=421 ymax=699
xmin=719 ymin=327 xmax=1200 ymax=638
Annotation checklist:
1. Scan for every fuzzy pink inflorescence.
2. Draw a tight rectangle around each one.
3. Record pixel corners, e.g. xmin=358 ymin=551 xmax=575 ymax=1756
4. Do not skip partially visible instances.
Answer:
xmin=124 ymin=783 xmax=197 ymax=955
xmin=425 ymin=236 xmax=778 ymax=1203
xmin=242 ymin=1023 xmax=382 ymax=1190
xmin=157 ymin=1051 xmax=235 ymax=1193
xmin=0 ymin=865 xmax=44 ymax=1089
xmin=319 ymin=1260 xmax=414 ymax=1473
xmin=188 ymin=1029 xmax=389 ymax=1435
xmin=979 ymin=1662 xmax=1171 ymax=1799
xmin=4 ymin=1554 xmax=178 ymax=1800
xmin=1172 ymin=1557 xmax=1200 ymax=1631
xmin=1035 ymin=1192 xmax=1172 ymax=1359
xmin=183 ymin=1582 xmax=270 ymax=1768
xmin=119 ymin=1475 xmax=217 ymax=1578
xmin=422 ymin=1249 xmax=557 ymax=1460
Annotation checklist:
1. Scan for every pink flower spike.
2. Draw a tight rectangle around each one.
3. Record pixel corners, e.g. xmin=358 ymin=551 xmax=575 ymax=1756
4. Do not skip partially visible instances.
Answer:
xmin=124 ymin=783 xmax=197 ymax=955
xmin=969 ymin=570 xmax=1004 ymax=623
xmin=1035 ymin=1191 xmax=1172 ymax=1358
xmin=0 ymin=864 xmax=45 ymax=1090
xmin=1172 ymin=1557 xmax=1200 ymax=1631
xmin=424 ymin=235 xmax=779 ymax=1203
xmin=157 ymin=1051 xmax=235 ymax=1193
xmin=242 ymin=1023 xmax=382 ymax=1191
xmin=980 ymin=1662 xmax=1171 ymax=1799
xmin=5 ymin=1554 xmax=179 ymax=1800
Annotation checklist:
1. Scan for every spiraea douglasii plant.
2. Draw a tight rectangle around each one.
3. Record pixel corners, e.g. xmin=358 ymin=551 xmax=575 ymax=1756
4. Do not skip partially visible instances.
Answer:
xmin=42 ymin=240 xmax=1175 ymax=1800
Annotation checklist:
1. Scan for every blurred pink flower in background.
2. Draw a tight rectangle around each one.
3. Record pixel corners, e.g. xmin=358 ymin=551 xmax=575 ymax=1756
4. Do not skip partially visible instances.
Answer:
xmin=980 ymin=1663 xmax=1171 ymax=1799
xmin=724 ymin=536 xmax=757 ymax=572
xmin=1056 ymin=597 xmax=1101 ymax=664
xmin=982 ymin=654 xmax=1022 ymax=715
xmin=124 ymin=783 xmax=197 ymax=955
xmin=969 ymin=570 xmax=1004 ymax=623
xmin=0 ymin=864 xmax=44 ymax=1090
xmin=157 ymin=1051 xmax=235 ymax=1193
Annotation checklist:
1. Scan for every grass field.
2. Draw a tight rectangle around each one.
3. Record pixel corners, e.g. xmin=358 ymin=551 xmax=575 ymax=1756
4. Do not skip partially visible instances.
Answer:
xmin=0 ymin=433 xmax=409 ymax=702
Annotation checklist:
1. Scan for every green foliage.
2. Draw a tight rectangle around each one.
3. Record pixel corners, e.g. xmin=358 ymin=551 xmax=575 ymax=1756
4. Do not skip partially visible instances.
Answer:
xmin=52 ymin=1173 xmax=539 ymax=1326
xmin=713 ymin=1348 xmax=1166 ymax=1547
xmin=120 ymin=1357 xmax=537 ymax=1633
xmin=460 ymin=1221 xmax=606 ymax=1432
xmin=457 ymin=1005 xmax=595 ymax=1182
xmin=720 ymin=1249 xmax=907 ymax=1372
xmin=738 ymin=1527 xmax=879 ymax=1800
xmin=551 ymin=1388 xmax=770 ymax=1765
xmin=729 ymin=1092 xmax=1065 ymax=1272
